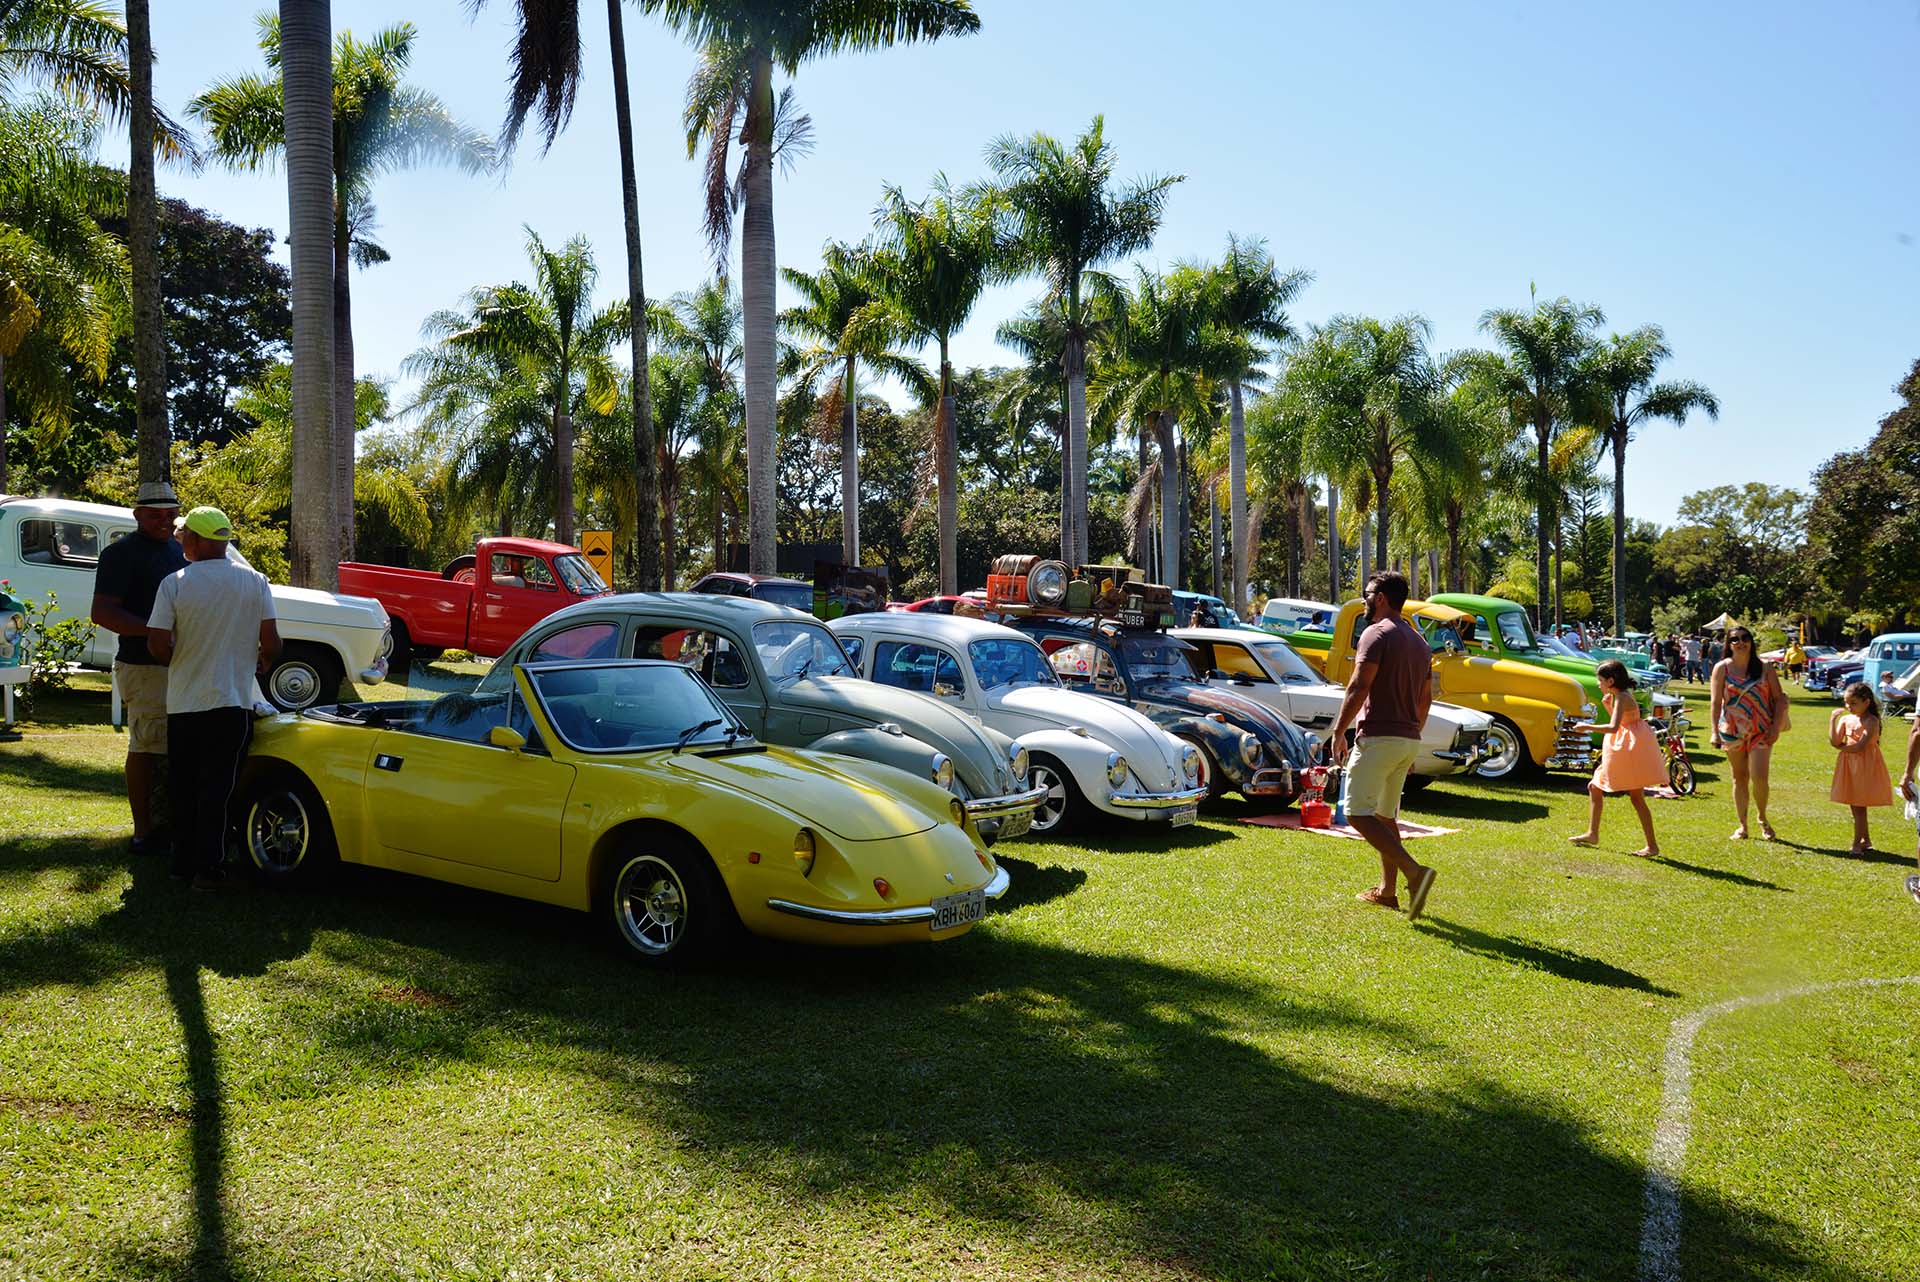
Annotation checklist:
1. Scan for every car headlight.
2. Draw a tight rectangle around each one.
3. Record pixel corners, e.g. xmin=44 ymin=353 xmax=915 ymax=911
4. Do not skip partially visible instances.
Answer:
xmin=1240 ymin=733 xmax=1263 ymax=767
xmin=949 ymin=798 xmax=967 ymax=827
xmin=793 ymin=827 xmax=816 ymax=876
xmin=930 ymin=753 xmax=954 ymax=790
xmin=377 ymin=626 xmax=394 ymax=660
xmin=1106 ymin=753 xmax=1129 ymax=788
xmin=1181 ymin=744 xmax=1202 ymax=780
xmin=1008 ymin=742 xmax=1028 ymax=783
xmin=1028 ymin=559 xmax=1070 ymax=605
xmin=1579 ymin=701 xmax=1597 ymax=721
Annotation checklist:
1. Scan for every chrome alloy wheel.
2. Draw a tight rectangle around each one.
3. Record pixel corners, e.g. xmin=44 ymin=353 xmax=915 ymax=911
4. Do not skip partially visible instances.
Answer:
xmin=1028 ymin=762 xmax=1070 ymax=833
xmin=246 ymin=788 xmax=311 ymax=872
xmin=612 ymin=854 xmax=688 ymax=956
xmin=1474 ymin=719 xmax=1525 ymax=779
xmin=268 ymin=660 xmax=323 ymax=709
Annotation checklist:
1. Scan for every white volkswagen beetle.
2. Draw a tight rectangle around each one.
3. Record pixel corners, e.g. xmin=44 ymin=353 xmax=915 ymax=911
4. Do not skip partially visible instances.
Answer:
xmin=1172 ymin=626 xmax=1493 ymax=790
xmin=830 ymin=612 xmax=1207 ymax=835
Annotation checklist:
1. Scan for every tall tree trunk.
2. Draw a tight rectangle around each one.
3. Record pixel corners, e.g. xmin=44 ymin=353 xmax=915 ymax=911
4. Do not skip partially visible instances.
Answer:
xmin=1358 ymin=513 xmax=1371 ymax=586
xmin=1552 ymin=519 xmax=1564 ymax=628
xmin=1176 ymin=435 xmax=1191 ymax=589
xmin=1130 ymin=435 xmax=1152 ymax=570
xmin=936 ymin=354 xmax=958 ymax=595
xmin=1446 ymin=501 xmax=1463 ymax=591
xmin=281 ymin=0 xmax=337 ymax=590
xmin=0 ymin=351 xmax=8 ymax=489
xmin=1057 ymin=411 xmax=1072 ymax=563
xmin=1428 ymin=549 xmax=1440 ymax=599
xmin=1326 ymin=480 xmax=1341 ymax=601
xmin=1611 ymin=422 xmax=1628 ymax=632
xmin=127 ymin=0 xmax=168 ymax=487
xmin=740 ymin=54 xmax=778 ymax=575
xmin=1228 ymin=378 xmax=1248 ymax=613
xmin=1063 ymin=332 xmax=1088 ymax=563
xmin=1156 ymin=413 xmax=1179 ymax=589
xmin=658 ymin=452 xmax=677 ymax=587
xmin=1208 ymin=483 xmax=1221 ymax=599
xmin=607 ymin=0 xmax=659 ymax=590
xmin=1534 ymin=416 xmax=1552 ymax=630
xmin=331 ymin=208 xmax=355 ymax=557
xmin=553 ymin=403 xmax=575 ymax=545
xmin=840 ymin=355 xmax=859 ymax=564
xmin=713 ymin=493 xmax=725 ymax=574
xmin=1373 ymin=465 xmax=1391 ymax=571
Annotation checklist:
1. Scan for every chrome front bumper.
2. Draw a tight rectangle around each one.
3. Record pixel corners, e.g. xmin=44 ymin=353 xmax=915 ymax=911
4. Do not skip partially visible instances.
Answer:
xmin=766 ymin=864 xmax=1012 ymax=925
xmin=963 ymin=784 xmax=1050 ymax=821
xmin=1242 ymin=766 xmax=1295 ymax=796
xmin=1107 ymin=783 xmax=1208 ymax=812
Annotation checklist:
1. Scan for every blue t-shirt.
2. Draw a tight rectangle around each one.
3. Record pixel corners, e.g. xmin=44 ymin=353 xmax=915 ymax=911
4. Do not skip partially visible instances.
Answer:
xmin=92 ymin=533 xmax=187 ymax=664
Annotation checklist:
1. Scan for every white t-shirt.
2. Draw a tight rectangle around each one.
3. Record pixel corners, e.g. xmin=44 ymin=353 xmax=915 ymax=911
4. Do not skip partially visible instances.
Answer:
xmin=148 ymin=557 xmax=277 ymax=714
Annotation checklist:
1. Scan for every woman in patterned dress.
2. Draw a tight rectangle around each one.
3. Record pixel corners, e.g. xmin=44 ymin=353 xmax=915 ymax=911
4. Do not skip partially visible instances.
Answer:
xmin=1710 ymin=626 xmax=1791 ymax=841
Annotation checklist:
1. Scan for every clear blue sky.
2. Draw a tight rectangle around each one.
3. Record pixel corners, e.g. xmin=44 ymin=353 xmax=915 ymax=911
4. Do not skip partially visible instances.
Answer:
xmin=121 ymin=0 xmax=1920 ymax=527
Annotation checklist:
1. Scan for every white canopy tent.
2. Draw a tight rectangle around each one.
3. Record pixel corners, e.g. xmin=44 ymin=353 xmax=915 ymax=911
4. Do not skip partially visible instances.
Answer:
xmin=1703 ymin=612 xmax=1736 ymax=632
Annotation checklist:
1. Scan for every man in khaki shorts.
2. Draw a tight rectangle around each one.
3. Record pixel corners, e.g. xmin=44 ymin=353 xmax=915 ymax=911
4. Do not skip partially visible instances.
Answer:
xmin=1329 ymin=570 xmax=1438 ymax=921
xmin=91 ymin=481 xmax=188 ymax=858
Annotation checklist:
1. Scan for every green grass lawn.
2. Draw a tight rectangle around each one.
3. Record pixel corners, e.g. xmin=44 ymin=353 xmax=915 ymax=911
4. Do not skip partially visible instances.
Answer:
xmin=3 ymin=673 xmax=1917 ymax=1281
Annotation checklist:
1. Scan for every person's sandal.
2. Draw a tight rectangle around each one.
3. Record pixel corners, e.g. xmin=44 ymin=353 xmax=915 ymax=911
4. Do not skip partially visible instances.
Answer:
xmin=1730 ymin=828 xmax=1749 ymax=841
xmin=1355 ymin=887 xmax=1399 ymax=910
xmin=1760 ymin=822 xmax=1778 ymax=842
xmin=1567 ymin=835 xmax=1599 ymax=848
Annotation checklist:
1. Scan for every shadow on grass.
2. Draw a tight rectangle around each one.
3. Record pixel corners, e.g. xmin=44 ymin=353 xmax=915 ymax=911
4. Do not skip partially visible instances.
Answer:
xmin=0 ymin=744 xmax=128 ymax=795
xmin=1770 ymin=838 xmax=1916 ymax=869
xmin=1413 ymin=916 xmax=1680 ymax=996
xmin=0 ymin=838 xmax=1863 ymax=1281
xmin=1403 ymin=786 xmax=1549 ymax=823
xmin=1647 ymin=855 xmax=1791 ymax=891
xmin=983 ymin=856 xmax=1086 ymax=912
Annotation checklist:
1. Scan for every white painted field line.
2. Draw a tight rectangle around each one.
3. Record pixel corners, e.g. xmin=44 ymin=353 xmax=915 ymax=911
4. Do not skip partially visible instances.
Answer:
xmin=1638 ymin=974 xmax=1920 ymax=1282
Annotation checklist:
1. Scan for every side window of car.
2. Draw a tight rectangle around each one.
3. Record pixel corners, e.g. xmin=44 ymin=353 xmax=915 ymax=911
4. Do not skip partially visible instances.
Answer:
xmin=1213 ymin=643 xmax=1269 ymax=682
xmin=632 ymin=626 xmax=749 ymax=689
xmin=839 ymin=634 xmax=865 ymax=669
xmin=872 ymin=641 xmax=962 ymax=695
xmin=18 ymin=518 xmax=100 ymax=568
xmin=529 ymin=621 xmax=619 ymax=662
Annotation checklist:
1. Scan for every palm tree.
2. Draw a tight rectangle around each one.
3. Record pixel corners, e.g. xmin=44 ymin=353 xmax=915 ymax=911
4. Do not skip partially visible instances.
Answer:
xmin=867 ymin=179 xmax=997 ymax=594
xmin=642 ymin=347 xmax=704 ymax=585
xmin=985 ymin=115 xmax=1178 ymax=564
xmin=1475 ymin=295 xmax=1604 ymax=629
xmin=658 ymin=0 xmax=981 ymax=576
xmin=413 ymin=228 xmax=624 ymax=544
xmin=1201 ymin=235 xmax=1309 ymax=613
xmin=191 ymin=15 xmax=494 ymax=556
xmin=470 ymin=0 xmax=664 ymax=589
xmin=1587 ymin=326 xmax=1718 ymax=631
xmin=1436 ymin=362 xmax=1530 ymax=592
xmin=0 ymin=96 xmax=125 ymax=491
xmin=781 ymin=240 xmax=929 ymax=565
xmin=994 ymin=301 xmax=1069 ymax=522
xmin=1245 ymin=389 xmax=1318 ymax=598
xmin=1288 ymin=315 xmax=1457 ymax=571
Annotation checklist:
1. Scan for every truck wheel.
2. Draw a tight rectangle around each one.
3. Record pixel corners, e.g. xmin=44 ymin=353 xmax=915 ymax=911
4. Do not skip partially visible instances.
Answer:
xmin=388 ymin=620 xmax=414 ymax=676
xmin=264 ymin=643 xmax=344 ymax=712
xmin=1472 ymin=716 xmax=1535 ymax=781
xmin=442 ymin=554 xmax=477 ymax=584
xmin=1176 ymin=735 xmax=1229 ymax=801
xmin=1026 ymin=756 xmax=1084 ymax=837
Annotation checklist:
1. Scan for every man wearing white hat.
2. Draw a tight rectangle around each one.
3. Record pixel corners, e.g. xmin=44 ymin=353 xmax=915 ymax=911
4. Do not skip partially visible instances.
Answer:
xmin=146 ymin=506 xmax=281 ymax=889
xmin=90 ymin=480 xmax=188 ymax=857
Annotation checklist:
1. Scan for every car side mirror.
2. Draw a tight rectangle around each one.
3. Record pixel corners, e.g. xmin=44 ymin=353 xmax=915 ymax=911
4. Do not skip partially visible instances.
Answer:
xmin=489 ymin=725 xmax=527 ymax=752
xmin=933 ymin=681 xmax=962 ymax=698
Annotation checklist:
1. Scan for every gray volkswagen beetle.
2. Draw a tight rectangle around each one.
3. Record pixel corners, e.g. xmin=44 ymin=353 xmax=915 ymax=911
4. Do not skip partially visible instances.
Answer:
xmin=478 ymin=594 xmax=1046 ymax=841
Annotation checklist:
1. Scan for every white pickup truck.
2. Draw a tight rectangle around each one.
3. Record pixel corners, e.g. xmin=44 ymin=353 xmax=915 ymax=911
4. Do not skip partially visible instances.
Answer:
xmin=0 ymin=495 xmax=392 ymax=710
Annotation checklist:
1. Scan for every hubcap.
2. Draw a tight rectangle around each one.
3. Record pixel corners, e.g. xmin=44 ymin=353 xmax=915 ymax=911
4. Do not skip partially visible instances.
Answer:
xmin=613 ymin=855 xmax=687 ymax=956
xmin=247 ymin=790 xmax=310 ymax=872
xmin=270 ymin=662 xmax=321 ymax=708
xmin=1030 ymin=765 xmax=1068 ymax=831
xmin=1476 ymin=724 xmax=1522 ymax=778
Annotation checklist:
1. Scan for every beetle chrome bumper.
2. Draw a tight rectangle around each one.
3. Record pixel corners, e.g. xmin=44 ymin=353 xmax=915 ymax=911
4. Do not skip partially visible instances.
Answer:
xmin=964 ymin=784 xmax=1050 ymax=821
xmin=1242 ymin=767 xmax=1294 ymax=796
xmin=1106 ymin=783 xmax=1208 ymax=810
xmin=766 ymin=865 xmax=1012 ymax=925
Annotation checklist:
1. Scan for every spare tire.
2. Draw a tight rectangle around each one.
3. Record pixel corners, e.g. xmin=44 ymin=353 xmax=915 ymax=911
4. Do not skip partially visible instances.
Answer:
xmin=442 ymin=554 xmax=477 ymax=584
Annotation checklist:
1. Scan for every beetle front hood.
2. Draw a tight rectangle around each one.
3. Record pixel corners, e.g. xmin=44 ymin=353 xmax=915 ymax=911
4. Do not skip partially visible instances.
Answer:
xmin=783 ymin=675 xmax=1018 ymax=794
xmin=996 ymin=685 xmax=1182 ymax=775
xmin=1138 ymin=677 xmax=1314 ymax=762
xmin=664 ymin=747 xmax=938 ymax=841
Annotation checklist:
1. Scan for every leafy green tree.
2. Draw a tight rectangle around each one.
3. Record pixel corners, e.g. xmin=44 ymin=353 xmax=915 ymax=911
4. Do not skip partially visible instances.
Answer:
xmin=660 ymin=0 xmax=980 ymax=576
xmin=985 ymin=115 xmax=1178 ymax=564
xmin=190 ymin=15 xmax=495 ymax=553
xmin=1588 ymin=325 xmax=1717 ymax=631
xmin=1804 ymin=360 xmax=1920 ymax=625
xmin=866 ymin=179 xmax=998 ymax=594
xmin=1474 ymin=295 xmax=1603 ymax=628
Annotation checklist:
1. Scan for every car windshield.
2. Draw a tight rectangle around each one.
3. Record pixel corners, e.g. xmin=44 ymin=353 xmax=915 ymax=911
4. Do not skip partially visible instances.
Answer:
xmin=553 ymin=553 xmax=607 ymax=595
xmin=752 ymin=619 xmax=853 ymax=681
xmin=527 ymin=663 xmax=742 ymax=753
xmin=969 ymin=637 xmax=1060 ymax=690
xmin=1117 ymin=633 xmax=1199 ymax=680
xmin=1495 ymin=610 xmax=1539 ymax=652
xmin=1251 ymin=639 xmax=1322 ymax=684
xmin=756 ymin=581 xmax=815 ymax=611
xmin=1539 ymin=634 xmax=1586 ymax=659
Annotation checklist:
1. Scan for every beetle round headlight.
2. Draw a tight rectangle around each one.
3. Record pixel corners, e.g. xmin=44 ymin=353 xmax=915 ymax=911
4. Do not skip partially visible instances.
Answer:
xmin=1106 ymin=752 xmax=1129 ymax=788
xmin=1008 ymin=743 xmax=1028 ymax=783
xmin=930 ymin=753 xmax=954 ymax=790
xmin=949 ymin=798 xmax=967 ymax=827
xmin=1240 ymin=733 xmax=1263 ymax=767
xmin=1181 ymin=744 xmax=1202 ymax=780
xmin=793 ymin=827 xmax=816 ymax=876
xmin=1028 ymin=560 xmax=1070 ymax=606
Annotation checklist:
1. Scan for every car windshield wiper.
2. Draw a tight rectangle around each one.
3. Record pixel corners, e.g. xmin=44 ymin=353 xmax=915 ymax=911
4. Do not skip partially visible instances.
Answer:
xmin=673 ymin=718 xmax=724 ymax=752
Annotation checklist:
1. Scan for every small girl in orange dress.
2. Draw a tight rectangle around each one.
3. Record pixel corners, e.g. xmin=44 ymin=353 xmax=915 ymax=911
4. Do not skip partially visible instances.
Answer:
xmin=1830 ymin=682 xmax=1894 ymax=854
xmin=1569 ymin=660 xmax=1666 ymax=857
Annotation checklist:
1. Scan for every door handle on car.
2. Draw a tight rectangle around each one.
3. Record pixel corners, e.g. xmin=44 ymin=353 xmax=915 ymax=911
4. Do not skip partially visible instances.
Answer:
xmin=374 ymin=754 xmax=404 ymax=772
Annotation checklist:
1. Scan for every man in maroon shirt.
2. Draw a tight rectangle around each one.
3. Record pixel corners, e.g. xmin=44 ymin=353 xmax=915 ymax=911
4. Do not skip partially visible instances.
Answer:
xmin=1329 ymin=571 xmax=1438 ymax=920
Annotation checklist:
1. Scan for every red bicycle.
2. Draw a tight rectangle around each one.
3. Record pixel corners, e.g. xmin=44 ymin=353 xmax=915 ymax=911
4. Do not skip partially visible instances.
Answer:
xmin=1652 ymin=712 xmax=1696 ymax=795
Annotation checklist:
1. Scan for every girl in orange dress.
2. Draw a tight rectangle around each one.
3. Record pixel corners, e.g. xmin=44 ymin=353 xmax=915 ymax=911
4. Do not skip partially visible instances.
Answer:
xmin=1569 ymin=660 xmax=1666 ymax=857
xmin=1830 ymin=682 xmax=1894 ymax=854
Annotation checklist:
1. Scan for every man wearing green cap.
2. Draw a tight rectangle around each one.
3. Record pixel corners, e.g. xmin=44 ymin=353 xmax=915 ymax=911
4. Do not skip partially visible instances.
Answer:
xmin=146 ymin=507 xmax=282 ymax=890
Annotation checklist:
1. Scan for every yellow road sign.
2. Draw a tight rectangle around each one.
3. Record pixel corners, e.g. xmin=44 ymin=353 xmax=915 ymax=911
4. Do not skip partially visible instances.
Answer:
xmin=582 ymin=530 xmax=614 ymax=586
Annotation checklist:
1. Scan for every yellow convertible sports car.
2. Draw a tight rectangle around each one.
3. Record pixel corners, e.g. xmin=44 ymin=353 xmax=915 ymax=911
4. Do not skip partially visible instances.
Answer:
xmin=234 ymin=659 xmax=1011 ymax=963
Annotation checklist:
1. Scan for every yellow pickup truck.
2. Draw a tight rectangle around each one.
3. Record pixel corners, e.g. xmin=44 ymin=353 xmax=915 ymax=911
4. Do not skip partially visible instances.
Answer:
xmin=1296 ymin=598 xmax=1598 ymax=780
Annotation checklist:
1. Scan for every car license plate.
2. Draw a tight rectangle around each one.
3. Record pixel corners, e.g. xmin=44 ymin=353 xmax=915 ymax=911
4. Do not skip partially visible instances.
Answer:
xmin=929 ymin=887 xmax=985 ymax=932
xmin=995 ymin=810 xmax=1032 ymax=840
xmin=1170 ymin=806 xmax=1198 ymax=828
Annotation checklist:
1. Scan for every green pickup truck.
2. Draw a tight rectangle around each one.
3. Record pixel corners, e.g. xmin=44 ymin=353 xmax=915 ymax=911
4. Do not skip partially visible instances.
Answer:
xmin=1427 ymin=593 xmax=1676 ymax=723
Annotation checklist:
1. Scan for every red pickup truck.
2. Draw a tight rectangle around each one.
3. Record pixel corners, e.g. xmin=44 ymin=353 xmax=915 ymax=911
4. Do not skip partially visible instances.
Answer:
xmin=338 ymin=537 xmax=611 ymax=667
